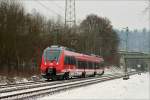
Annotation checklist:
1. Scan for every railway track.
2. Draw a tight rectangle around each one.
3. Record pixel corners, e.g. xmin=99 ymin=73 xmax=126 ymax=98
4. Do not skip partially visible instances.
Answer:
xmin=0 ymin=80 xmax=45 ymax=88
xmin=0 ymin=74 xmax=118 ymax=93
xmin=0 ymin=71 xmax=140 ymax=100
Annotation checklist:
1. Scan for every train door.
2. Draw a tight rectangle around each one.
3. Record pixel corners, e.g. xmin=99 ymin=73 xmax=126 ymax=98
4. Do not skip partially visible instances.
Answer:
xmin=64 ymin=56 xmax=76 ymax=77
xmin=70 ymin=56 xmax=76 ymax=77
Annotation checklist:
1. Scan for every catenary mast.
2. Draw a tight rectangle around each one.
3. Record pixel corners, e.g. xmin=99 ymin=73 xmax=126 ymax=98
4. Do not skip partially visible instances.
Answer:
xmin=65 ymin=0 xmax=76 ymax=28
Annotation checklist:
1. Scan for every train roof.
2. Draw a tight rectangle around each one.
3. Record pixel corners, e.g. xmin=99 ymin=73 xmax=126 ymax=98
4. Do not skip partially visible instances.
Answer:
xmin=45 ymin=45 xmax=104 ymax=62
xmin=64 ymin=50 xmax=103 ymax=62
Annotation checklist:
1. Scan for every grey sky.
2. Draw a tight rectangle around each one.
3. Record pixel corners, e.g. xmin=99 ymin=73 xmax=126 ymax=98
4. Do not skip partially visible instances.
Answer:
xmin=23 ymin=0 xmax=148 ymax=30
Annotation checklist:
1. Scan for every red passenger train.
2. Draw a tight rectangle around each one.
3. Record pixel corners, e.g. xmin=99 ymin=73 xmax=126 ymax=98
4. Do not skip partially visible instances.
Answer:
xmin=40 ymin=45 xmax=105 ymax=80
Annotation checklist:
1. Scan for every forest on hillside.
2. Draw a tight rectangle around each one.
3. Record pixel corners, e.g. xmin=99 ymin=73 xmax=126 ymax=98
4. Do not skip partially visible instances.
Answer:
xmin=0 ymin=0 xmax=119 ymax=77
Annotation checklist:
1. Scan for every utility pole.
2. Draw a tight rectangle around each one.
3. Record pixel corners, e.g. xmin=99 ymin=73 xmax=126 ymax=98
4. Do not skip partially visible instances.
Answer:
xmin=143 ymin=0 xmax=150 ymax=53
xmin=65 ymin=0 xmax=76 ymax=28
xmin=148 ymin=0 xmax=150 ymax=53
xmin=126 ymin=27 xmax=129 ymax=52
xmin=65 ymin=0 xmax=77 ymax=47
xmin=122 ymin=27 xmax=129 ymax=52
xmin=148 ymin=0 xmax=150 ymax=72
xmin=123 ymin=27 xmax=129 ymax=80
xmin=53 ymin=25 xmax=59 ymax=45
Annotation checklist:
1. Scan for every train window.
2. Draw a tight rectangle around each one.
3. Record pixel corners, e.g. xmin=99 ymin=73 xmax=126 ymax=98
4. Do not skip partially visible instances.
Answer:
xmin=84 ymin=61 xmax=88 ymax=68
xmin=70 ymin=56 xmax=73 ymax=65
xmin=87 ymin=62 xmax=89 ymax=69
xmin=64 ymin=56 xmax=69 ymax=65
xmin=64 ymin=56 xmax=76 ymax=65
xmin=83 ymin=61 xmax=87 ymax=68
xmin=64 ymin=56 xmax=67 ymax=65
xmin=77 ymin=61 xmax=81 ymax=69
xmin=88 ymin=61 xmax=93 ymax=69
xmin=44 ymin=50 xmax=60 ymax=62
xmin=94 ymin=62 xmax=96 ymax=69
xmin=80 ymin=61 xmax=83 ymax=69
xmin=92 ymin=62 xmax=94 ymax=69
xmin=100 ymin=61 xmax=105 ymax=68
xmin=77 ymin=60 xmax=86 ymax=69
xmin=70 ymin=56 xmax=76 ymax=65
xmin=95 ymin=63 xmax=100 ymax=69
xmin=87 ymin=62 xmax=90 ymax=69
xmin=91 ymin=62 xmax=94 ymax=69
xmin=69 ymin=56 xmax=72 ymax=65
xmin=71 ymin=56 xmax=76 ymax=65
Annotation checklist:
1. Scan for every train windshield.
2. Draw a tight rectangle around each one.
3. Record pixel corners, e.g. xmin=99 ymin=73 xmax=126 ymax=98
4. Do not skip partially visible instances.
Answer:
xmin=44 ymin=49 xmax=61 ymax=62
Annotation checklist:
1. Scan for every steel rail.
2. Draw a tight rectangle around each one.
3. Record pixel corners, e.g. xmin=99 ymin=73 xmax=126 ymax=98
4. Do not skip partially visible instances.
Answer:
xmin=0 ymin=73 xmax=120 ymax=93
xmin=0 ymin=81 xmax=46 ymax=88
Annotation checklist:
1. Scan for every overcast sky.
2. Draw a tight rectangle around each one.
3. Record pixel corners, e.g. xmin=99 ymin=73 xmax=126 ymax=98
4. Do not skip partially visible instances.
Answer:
xmin=23 ymin=0 xmax=149 ymax=30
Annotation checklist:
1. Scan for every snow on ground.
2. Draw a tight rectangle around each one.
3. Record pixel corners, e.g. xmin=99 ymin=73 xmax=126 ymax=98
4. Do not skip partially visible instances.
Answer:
xmin=0 ymin=76 xmax=39 ymax=85
xmin=39 ymin=72 xmax=150 ymax=100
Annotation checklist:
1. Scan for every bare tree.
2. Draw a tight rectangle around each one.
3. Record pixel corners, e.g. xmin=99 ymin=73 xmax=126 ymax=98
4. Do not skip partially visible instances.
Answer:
xmin=79 ymin=14 xmax=119 ymax=65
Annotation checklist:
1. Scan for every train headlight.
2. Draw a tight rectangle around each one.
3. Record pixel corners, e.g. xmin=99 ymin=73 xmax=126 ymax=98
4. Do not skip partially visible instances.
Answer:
xmin=50 ymin=63 xmax=53 ymax=65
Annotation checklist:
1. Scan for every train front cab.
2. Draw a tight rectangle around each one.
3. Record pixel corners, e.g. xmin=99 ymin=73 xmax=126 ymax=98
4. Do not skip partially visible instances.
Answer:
xmin=40 ymin=47 xmax=65 ymax=80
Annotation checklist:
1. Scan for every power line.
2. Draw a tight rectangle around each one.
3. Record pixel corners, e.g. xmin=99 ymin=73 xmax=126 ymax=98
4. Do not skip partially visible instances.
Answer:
xmin=50 ymin=0 xmax=65 ymax=12
xmin=23 ymin=0 xmax=146 ymax=1
xmin=35 ymin=0 xmax=64 ymax=18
